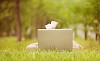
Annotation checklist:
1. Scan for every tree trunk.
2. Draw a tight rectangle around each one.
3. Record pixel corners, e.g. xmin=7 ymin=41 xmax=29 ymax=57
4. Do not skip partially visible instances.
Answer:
xmin=96 ymin=32 xmax=100 ymax=42
xmin=98 ymin=33 xmax=100 ymax=42
xmin=85 ymin=30 xmax=87 ymax=40
xmin=84 ymin=25 xmax=88 ymax=40
xmin=15 ymin=0 xmax=22 ymax=41
xmin=95 ymin=24 xmax=100 ymax=41
xmin=99 ymin=22 xmax=100 ymax=42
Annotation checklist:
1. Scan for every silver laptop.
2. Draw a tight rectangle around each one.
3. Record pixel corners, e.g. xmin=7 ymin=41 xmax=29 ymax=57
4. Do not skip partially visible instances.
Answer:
xmin=38 ymin=29 xmax=73 ymax=50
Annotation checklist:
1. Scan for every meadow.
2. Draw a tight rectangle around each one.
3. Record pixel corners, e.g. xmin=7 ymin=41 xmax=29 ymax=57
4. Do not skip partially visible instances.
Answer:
xmin=0 ymin=37 xmax=100 ymax=61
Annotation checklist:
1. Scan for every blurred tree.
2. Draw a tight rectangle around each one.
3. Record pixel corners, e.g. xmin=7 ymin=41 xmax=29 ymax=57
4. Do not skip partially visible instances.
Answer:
xmin=19 ymin=0 xmax=52 ymax=38
xmin=0 ymin=0 xmax=15 ymax=36
xmin=69 ymin=0 xmax=93 ymax=40
xmin=15 ymin=0 xmax=22 ymax=41
xmin=0 ymin=0 xmax=99 ymax=41
xmin=88 ymin=0 xmax=100 ymax=41
xmin=81 ymin=1 xmax=92 ymax=40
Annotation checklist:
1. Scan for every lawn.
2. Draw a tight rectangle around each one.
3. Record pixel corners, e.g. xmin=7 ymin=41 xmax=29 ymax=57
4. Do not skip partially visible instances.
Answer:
xmin=0 ymin=36 xmax=100 ymax=61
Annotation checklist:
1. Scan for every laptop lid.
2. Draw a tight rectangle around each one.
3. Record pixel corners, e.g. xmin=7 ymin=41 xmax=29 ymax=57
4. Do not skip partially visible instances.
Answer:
xmin=38 ymin=29 xmax=73 ymax=50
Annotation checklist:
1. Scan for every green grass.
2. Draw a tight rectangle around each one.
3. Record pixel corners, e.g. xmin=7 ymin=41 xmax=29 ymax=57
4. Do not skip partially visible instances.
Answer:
xmin=0 ymin=36 xmax=36 ymax=50
xmin=75 ymin=36 xmax=100 ymax=50
xmin=0 ymin=36 xmax=100 ymax=61
xmin=0 ymin=49 xmax=100 ymax=61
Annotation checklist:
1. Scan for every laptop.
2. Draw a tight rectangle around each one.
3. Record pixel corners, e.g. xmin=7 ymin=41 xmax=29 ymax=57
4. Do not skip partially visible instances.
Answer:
xmin=38 ymin=29 xmax=73 ymax=50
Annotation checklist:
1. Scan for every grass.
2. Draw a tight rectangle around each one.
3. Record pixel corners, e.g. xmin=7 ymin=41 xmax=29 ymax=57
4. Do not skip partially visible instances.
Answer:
xmin=75 ymin=36 xmax=100 ymax=50
xmin=0 ymin=36 xmax=36 ymax=50
xmin=0 ymin=49 xmax=100 ymax=61
xmin=0 ymin=36 xmax=100 ymax=61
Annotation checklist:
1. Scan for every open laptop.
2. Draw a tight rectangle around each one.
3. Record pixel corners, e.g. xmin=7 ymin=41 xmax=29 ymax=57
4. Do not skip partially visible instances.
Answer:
xmin=38 ymin=29 xmax=73 ymax=50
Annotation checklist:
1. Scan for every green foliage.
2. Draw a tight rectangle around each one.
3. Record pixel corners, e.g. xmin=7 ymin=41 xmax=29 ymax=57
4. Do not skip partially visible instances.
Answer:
xmin=0 ymin=0 xmax=100 ymax=40
xmin=0 ymin=0 xmax=15 ymax=34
